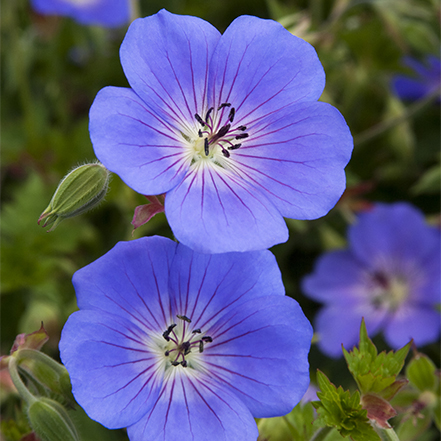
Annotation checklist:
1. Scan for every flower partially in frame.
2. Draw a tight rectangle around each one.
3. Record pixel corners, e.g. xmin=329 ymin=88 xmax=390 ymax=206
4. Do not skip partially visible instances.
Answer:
xmin=302 ymin=202 xmax=441 ymax=358
xmin=60 ymin=236 xmax=312 ymax=440
xmin=392 ymin=55 xmax=441 ymax=101
xmin=90 ymin=9 xmax=353 ymax=253
xmin=30 ymin=0 xmax=130 ymax=28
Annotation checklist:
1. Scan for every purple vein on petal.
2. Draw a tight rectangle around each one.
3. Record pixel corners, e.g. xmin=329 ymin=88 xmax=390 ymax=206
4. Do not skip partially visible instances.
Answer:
xmin=187 ymin=377 xmax=226 ymax=429
xmin=120 ymin=95 xmax=184 ymax=139
xmin=186 ymin=254 xmax=212 ymax=320
xmin=210 ymin=324 xmax=274 ymax=349
xmin=116 ymin=112 xmax=183 ymax=144
xmin=119 ymin=265 xmax=163 ymax=330
xmin=232 ymin=161 xmax=315 ymax=200
xmin=163 ymin=375 xmax=176 ymax=431
xmin=101 ymin=363 xmax=158 ymax=399
xmin=180 ymin=374 xmax=195 ymax=440
xmin=207 ymin=167 xmax=229 ymax=225
xmin=146 ymin=249 xmax=169 ymax=326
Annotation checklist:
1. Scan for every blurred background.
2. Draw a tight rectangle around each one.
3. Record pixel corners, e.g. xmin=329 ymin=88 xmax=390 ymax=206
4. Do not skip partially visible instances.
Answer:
xmin=1 ymin=0 xmax=439 ymax=439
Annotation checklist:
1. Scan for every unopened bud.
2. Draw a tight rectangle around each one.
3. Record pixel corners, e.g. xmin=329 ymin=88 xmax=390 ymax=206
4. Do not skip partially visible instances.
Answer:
xmin=27 ymin=397 xmax=79 ymax=441
xmin=38 ymin=163 xmax=110 ymax=231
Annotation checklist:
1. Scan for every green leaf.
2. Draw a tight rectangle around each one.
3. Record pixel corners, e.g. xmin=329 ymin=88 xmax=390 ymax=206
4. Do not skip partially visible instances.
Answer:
xmin=257 ymin=401 xmax=317 ymax=441
xmin=406 ymin=353 xmax=437 ymax=392
xmin=411 ymin=164 xmax=441 ymax=195
xmin=343 ymin=319 xmax=411 ymax=396
xmin=313 ymin=370 xmax=381 ymax=441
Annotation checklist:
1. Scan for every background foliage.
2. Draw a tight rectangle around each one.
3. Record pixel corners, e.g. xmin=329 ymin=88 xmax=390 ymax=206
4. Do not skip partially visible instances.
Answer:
xmin=1 ymin=0 xmax=439 ymax=439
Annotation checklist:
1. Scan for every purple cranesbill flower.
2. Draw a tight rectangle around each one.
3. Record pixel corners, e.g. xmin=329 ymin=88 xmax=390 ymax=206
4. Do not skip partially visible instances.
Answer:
xmin=59 ymin=236 xmax=312 ymax=440
xmin=30 ymin=0 xmax=130 ymax=27
xmin=392 ymin=55 xmax=441 ymax=101
xmin=89 ymin=9 xmax=353 ymax=254
xmin=302 ymin=202 xmax=441 ymax=358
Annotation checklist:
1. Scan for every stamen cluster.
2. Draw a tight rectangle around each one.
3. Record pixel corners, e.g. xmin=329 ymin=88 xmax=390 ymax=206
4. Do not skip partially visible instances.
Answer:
xmin=194 ymin=102 xmax=249 ymax=159
xmin=162 ymin=315 xmax=213 ymax=368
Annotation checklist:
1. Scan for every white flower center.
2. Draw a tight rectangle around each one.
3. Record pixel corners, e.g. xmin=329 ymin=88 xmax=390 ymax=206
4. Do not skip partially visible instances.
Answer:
xmin=183 ymin=102 xmax=249 ymax=168
xmin=157 ymin=315 xmax=213 ymax=371
xmin=371 ymin=272 xmax=410 ymax=311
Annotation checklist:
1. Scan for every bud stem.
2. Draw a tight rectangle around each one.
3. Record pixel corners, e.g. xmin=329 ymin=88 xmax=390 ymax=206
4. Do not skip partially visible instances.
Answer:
xmin=8 ymin=356 xmax=37 ymax=406
xmin=16 ymin=348 xmax=67 ymax=377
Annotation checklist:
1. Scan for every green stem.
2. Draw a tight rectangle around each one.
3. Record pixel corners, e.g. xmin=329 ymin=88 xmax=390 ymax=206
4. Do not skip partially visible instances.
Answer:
xmin=8 ymin=356 xmax=37 ymax=406
xmin=354 ymin=87 xmax=441 ymax=146
xmin=310 ymin=426 xmax=333 ymax=441
xmin=377 ymin=427 xmax=400 ymax=441
xmin=16 ymin=349 xmax=67 ymax=377
xmin=129 ymin=0 xmax=141 ymax=22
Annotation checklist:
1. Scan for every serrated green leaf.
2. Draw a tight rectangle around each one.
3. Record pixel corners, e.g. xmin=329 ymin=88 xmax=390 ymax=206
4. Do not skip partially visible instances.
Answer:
xmin=314 ymin=371 xmax=381 ymax=441
xmin=344 ymin=320 xmax=411 ymax=395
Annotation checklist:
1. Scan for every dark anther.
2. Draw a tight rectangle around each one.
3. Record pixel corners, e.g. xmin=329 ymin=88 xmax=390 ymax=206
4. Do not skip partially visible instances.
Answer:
xmin=198 ymin=129 xmax=203 ymax=138
xmin=235 ymin=133 xmax=249 ymax=140
xmin=171 ymin=361 xmax=181 ymax=366
xmin=192 ymin=329 xmax=202 ymax=334
xmin=162 ymin=323 xmax=177 ymax=341
xmin=181 ymin=360 xmax=188 ymax=368
xmin=218 ymin=103 xmax=231 ymax=110
xmin=164 ymin=350 xmax=170 ymax=356
xmin=177 ymin=314 xmax=192 ymax=323
xmin=228 ymin=107 xmax=235 ymax=123
xmin=221 ymin=148 xmax=230 ymax=158
xmin=237 ymin=125 xmax=247 ymax=131
xmin=205 ymin=107 xmax=214 ymax=122
xmin=204 ymin=138 xmax=209 ymax=156
xmin=217 ymin=124 xmax=231 ymax=139
xmin=202 ymin=336 xmax=213 ymax=343
xmin=195 ymin=113 xmax=206 ymax=126
xmin=199 ymin=341 xmax=204 ymax=353
xmin=228 ymin=144 xmax=241 ymax=150
xmin=181 ymin=341 xmax=191 ymax=355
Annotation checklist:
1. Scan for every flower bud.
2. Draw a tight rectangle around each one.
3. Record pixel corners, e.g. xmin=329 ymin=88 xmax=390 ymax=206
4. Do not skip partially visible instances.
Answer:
xmin=26 ymin=397 xmax=79 ymax=441
xmin=38 ymin=162 xmax=110 ymax=231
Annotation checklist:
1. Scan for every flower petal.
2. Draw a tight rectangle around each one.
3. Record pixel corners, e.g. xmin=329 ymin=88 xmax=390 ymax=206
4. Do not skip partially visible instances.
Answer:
xmin=384 ymin=305 xmax=441 ymax=349
xmin=120 ymin=10 xmax=221 ymax=125
xmin=208 ymin=15 xmax=325 ymax=121
xmin=73 ymin=236 xmax=177 ymax=332
xmin=314 ymin=306 xmax=386 ymax=358
xmin=127 ymin=369 xmax=258 ymax=441
xmin=349 ymin=203 xmax=437 ymax=268
xmin=168 ymin=243 xmax=284 ymax=329
xmin=301 ymin=250 xmax=367 ymax=304
xmin=231 ymin=101 xmax=352 ymax=219
xmin=90 ymin=86 xmax=190 ymax=195
xmin=165 ymin=165 xmax=288 ymax=253
xmin=205 ymin=296 xmax=312 ymax=417
xmin=59 ymin=310 xmax=163 ymax=429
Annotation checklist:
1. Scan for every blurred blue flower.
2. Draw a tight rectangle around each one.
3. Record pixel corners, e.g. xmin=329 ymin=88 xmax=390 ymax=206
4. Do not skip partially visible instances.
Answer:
xmin=302 ymin=202 xmax=440 ymax=358
xmin=392 ymin=55 xmax=441 ymax=101
xmin=89 ymin=9 xmax=353 ymax=253
xmin=31 ymin=0 xmax=130 ymax=27
xmin=60 ymin=236 xmax=312 ymax=440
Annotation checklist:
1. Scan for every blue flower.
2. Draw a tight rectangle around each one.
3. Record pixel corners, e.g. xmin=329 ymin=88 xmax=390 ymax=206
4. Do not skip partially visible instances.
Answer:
xmin=89 ymin=9 xmax=353 ymax=254
xmin=392 ymin=55 xmax=441 ymax=101
xmin=30 ymin=0 xmax=130 ymax=27
xmin=60 ymin=236 xmax=312 ymax=440
xmin=302 ymin=202 xmax=440 ymax=358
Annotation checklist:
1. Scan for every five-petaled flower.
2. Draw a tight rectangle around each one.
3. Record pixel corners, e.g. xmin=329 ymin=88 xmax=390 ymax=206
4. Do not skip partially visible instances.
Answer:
xmin=89 ymin=9 xmax=353 ymax=253
xmin=302 ymin=202 xmax=441 ymax=358
xmin=60 ymin=236 xmax=312 ymax=440
xmin=31 ymin=0 xmax=130 ymax=27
